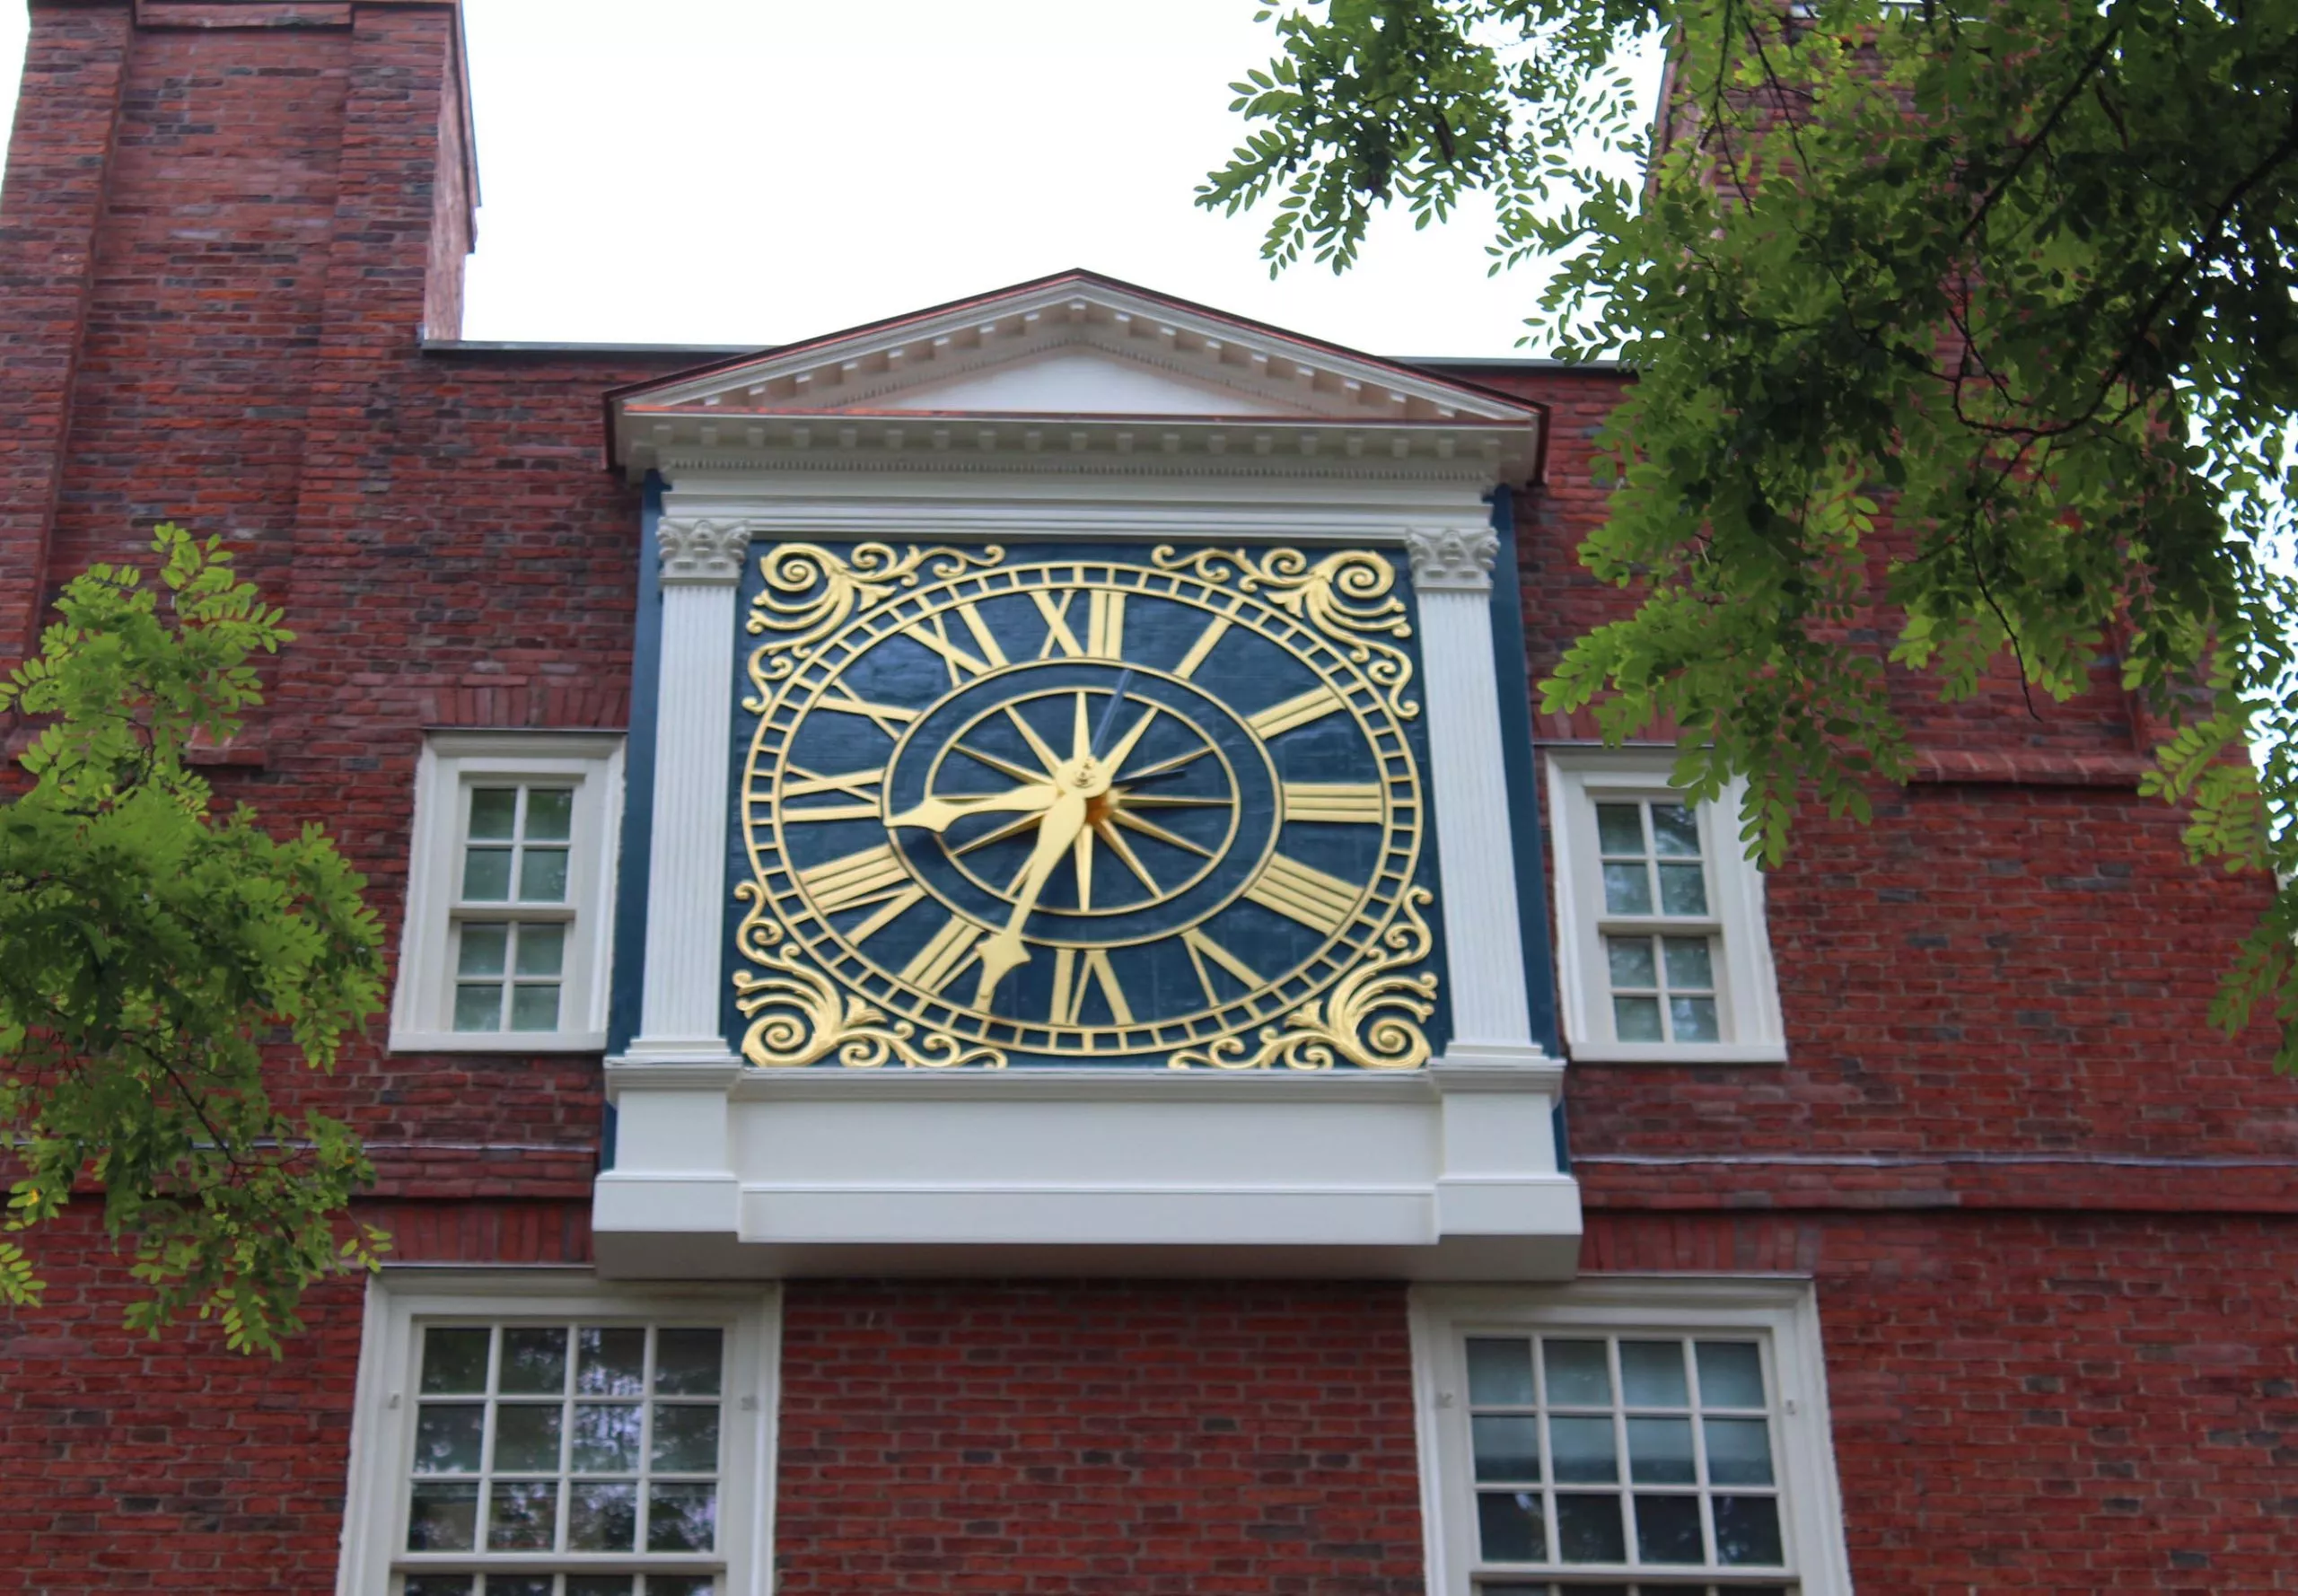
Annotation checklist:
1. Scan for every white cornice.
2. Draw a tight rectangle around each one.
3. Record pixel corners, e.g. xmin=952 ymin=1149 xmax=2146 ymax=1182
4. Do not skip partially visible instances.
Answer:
xmin=610 ymin=275 xmax=1544 ymax=486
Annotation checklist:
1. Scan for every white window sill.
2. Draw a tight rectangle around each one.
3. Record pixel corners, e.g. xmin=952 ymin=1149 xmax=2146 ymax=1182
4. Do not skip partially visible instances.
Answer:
xmin=1565 ymin=1039 xmax=1789 ymax=1065
xmin=387 ymin=1027 xmax=608 ymax=1055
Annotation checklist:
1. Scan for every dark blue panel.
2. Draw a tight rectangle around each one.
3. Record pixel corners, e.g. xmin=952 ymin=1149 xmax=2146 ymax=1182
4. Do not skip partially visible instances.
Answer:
xmin=604 ymin=472 xmax=663 ymax=1064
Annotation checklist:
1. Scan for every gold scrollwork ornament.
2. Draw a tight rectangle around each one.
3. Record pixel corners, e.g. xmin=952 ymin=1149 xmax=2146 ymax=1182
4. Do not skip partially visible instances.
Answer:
xmin=731 ymin=883 xmax=1007 ymax=1070
xmin=1169 ymin=888 xmax=1437 ymax=1072
xmin=1150 ymin=544 xmax=1417 ymax=720
xmin=742 ymin=540 xmax=1006 ymax=709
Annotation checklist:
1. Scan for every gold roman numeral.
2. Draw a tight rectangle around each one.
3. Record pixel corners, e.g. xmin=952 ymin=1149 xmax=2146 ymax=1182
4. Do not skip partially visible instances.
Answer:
xmin=1181 ymin=927 xmax=1266 ymax=1004
xmin=1050 ymin=946 xmax=1135 ymax=1025
xmin=903 ymin=602 xmax=1008 ymax=685
xmin=1086 ymin=591 xmax=1126 ymax=660
xmin=814 ymin=682 xmax=919 ymax=740
xmin=901 ymin=915 xmax=987 ymax=997
xmin=1032 ymin=590 xmax=1084 ymax=658
xmin=1279 ymin=782 xmax=1383 ymax=824
xmin=776 ymin=764 xmax=887 ymax=821
xmin=1245 ymin=853 xmax=1361 ymax=935
xmin=799 ymin=845 xmax=912 ymax=914
xmin=1171 ymin=613 xmax=1232 ymax=680
xmin=1246 ymin=685 xmax=1345 ymax=740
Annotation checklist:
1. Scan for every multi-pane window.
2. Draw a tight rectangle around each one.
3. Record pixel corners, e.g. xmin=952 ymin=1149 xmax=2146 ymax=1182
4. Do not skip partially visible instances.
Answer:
xmin=1464 ymin=1333 xmax=1786 ymax=1577
xmin=390 ymin=733 xmax=623 ymax=1053
xmin=453 ymin=785 xmax=577 ymax=1034
xmin=1545 ymin=755 xmax=1785 ymax=1063
xmin=398 ymin=1321 xmax=726 ymax=1596
xmin=1418 ymin=1285 xmax=1847 ymax=1596
xmin=1593 ymin=801 xmax=1720 ymax=1046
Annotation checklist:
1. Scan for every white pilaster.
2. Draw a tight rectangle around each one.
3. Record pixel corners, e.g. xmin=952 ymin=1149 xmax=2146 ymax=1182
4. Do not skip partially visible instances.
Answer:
xmin=626 ymin=516 xmax=751 ymax=1061
xmin=1408 ymin=525 xmax=1543 ymax=1064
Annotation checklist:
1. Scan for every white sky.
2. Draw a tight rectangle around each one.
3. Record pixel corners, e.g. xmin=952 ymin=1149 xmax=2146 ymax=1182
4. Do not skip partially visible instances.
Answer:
xmin=0 ymin=1 xmax=1618 ymax=355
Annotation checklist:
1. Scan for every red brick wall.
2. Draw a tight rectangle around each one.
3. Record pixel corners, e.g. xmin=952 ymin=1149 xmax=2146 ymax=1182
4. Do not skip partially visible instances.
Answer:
xmin=770 ymin=1281 xmax=1430 ymax=1596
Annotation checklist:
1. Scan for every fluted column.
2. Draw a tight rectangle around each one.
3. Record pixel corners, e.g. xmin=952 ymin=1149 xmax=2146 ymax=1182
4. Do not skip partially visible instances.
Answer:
xmin=627 ymin=517 xmax=751 ymax=1061
xmin=1408 ymin=525 xmax=1543 ymax=1063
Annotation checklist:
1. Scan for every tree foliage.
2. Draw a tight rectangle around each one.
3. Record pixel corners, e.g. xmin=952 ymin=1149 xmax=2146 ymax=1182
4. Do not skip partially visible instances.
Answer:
xmin=0 ymin=527 xmax=386 ymax=1353
xmin=1203 ymin=0 xmax=2298 ymax=1065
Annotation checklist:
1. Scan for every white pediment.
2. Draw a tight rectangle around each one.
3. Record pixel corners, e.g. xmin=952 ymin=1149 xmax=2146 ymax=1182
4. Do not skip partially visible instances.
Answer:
xmin=882 ymin=348 xmax=1296 ymax=417
xmin=608 ymin=270 xmax=1544 ymax=482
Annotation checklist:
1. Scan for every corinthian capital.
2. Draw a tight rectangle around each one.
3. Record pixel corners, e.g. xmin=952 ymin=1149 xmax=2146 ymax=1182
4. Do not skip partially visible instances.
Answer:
xmin=1404 ymin=526 xmax=1499 ymax=593
xmin=656 ymin=518 xmax=753 ymax=585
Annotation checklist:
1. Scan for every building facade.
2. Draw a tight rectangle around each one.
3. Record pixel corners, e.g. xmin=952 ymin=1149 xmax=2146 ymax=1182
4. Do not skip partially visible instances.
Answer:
xmin=4 ymin=4 xmax=2296 ymax=1594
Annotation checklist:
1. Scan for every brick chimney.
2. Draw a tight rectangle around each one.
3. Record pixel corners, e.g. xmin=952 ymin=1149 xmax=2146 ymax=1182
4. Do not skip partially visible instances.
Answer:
xmin=0 ymin=0 xmax=478 ymax=664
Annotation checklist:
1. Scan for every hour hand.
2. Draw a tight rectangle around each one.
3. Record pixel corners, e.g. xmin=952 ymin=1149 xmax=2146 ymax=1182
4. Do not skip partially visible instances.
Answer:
xmin=887 ymin=785 xmax=1057 ymax=835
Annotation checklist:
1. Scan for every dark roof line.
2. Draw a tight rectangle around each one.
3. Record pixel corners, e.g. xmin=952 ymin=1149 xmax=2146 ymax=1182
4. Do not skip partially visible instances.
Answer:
xmin=422 ymin=338 xmax=1627 ymax=373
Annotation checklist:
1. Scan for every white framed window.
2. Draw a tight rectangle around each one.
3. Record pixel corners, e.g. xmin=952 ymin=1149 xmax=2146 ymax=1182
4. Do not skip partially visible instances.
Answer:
xmin=1546 ymin=751 xmax=1785 ymax=1064
xmin=338 ymin=1271 xmax=779 ymax=1596
xmin=391 ymin=732 xmax=625 ymax=1052
xmin=1411 ymin=1279 xmax=1851 ymax=1596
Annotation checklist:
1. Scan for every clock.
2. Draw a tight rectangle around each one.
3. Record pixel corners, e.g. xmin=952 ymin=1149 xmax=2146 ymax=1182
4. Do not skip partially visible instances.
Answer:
xmin=729 ymin=542 xmax=1443 ymax=1070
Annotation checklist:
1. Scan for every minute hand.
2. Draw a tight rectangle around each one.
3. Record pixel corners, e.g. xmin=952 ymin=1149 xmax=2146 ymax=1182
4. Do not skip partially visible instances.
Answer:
xmin=971 ymin=786 xmax=1088 ymax=1009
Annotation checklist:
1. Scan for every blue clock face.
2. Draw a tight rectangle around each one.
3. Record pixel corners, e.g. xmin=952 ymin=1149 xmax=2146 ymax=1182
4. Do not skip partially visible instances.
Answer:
xmin=732 ymin=546 xmax=1436 ymax=1067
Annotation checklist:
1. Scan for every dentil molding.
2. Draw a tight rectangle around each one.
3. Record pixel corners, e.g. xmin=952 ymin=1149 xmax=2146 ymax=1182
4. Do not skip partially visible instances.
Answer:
xmin=1405 ymin=526 xmax=1500 ymax=592
xmin=656 ymin=518 xmax=754 ymax=585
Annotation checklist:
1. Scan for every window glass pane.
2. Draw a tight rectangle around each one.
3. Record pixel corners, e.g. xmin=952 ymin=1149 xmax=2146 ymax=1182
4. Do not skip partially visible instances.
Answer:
xmin=406 ymin=1481 xmax=479 ymax=1551
xmin=1466 ymin=1337 xmax=1536 ymax=1406
xmin=1670 ymin=995 xmax=1720 ymax=1043
xmin=1656 ymin=861 xmax=1708 ymax=916
xmin=485 ymin=1479 xmax=557 ymax=1551
xmin=1634 ymin=1493 xmax=1705 ymax=1563
xmin=1471 ymin=1415 xmax=1542 ymax=1483
xmin=402 ymin=1578 xmax=476 ymax=1596
xmin=571 ymin=1403 xmax=642 ymax=1473
xmin=1697 ymin=1342 xmax=1767 ymax=1407
xmin=564 ymin=1581 xmax=636 ymax=1596
xmin=654 ymin=1329 xmax=724 ymax=1396
xmin=1714 ymin=1494 xmax=1785 ymax=1565
xmin=1626 ymin=1416 xmax=1696 ymax=1484
xmin=412 ymin=1404 xmax=485 ymax=1474
xmin=1543 ymin=1340 xmax=1612 ymax=1406
xmin=484 ymin=1580 xmax=553 ymax=1596
xmin=469 ymin=788 xmax=518 ymax=840
xmin=457 ymin=924 xmax=509 ymax=977
xmin=1660 ymin=937 xmax=1713 ymax=991
xmin=514 ymin=923 xmax=566 ymax=977
xmin=420 ymin=1327 xmax=492 ymax=1394
xmin=576 ymin=1327 xmax=647 ymax=1396
xmin=519 ymin=847 xmax=570 ymax=904
xmin=645 ymin=1580 xmax=717 ymax=1596
xmin=652 ymin=1405 xmax=721 ymax=1472
xmin=566 ymin=1480 xmax=637 ymax=1551
xmin=1612 ymin=995 xmax=1662 ymax=1041
xmin=500 ymin=1328 xmax=568 ymax=1395
xmin=1548 ymin=1416 xmax=1618 ymax=1483
xmin=1648 ymin=803 xmax=1701 ymax=857
xmin=493 ymin=1403 xmax=562 ymax=1473
xmin=524 ymin=788 xmax=574 ymax=842
xmin=1604 ymin=936 xmax=1656 ymax=990
xmin=509 ymin=984 xmax=562 ymax=1033
xmin=1601 ymin=862 xmax=1652 ymax=915
xmin=1704 ymin=1417 xmax=1776 ymax=1486
xmin=462 ymin=847 xmax=513 ymax=902
xmin=453 ymin=984 xmax=504 ymax=1032
xmin=646 ymin=1481 xmax=718 ymax=1552
xmin=1618 ymin=1341 xmax=1688 ymax=1407
xmin=1476 ymin=1491 xmax=1546 ymax=1562
xmin=1553 ymin=1493 xmax=1627 ymax=1563
xmin=1594 ymin=803 xmax=1646 ymax=856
